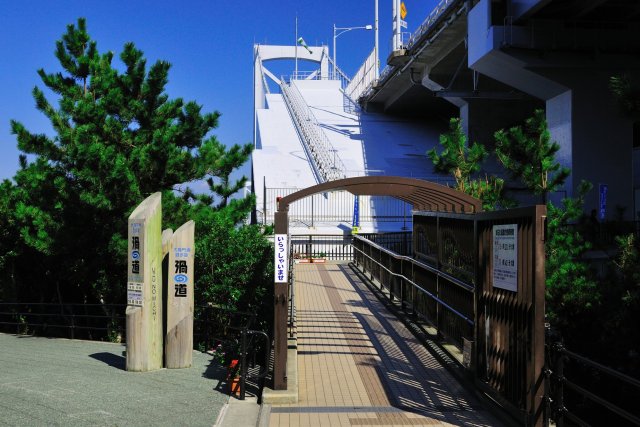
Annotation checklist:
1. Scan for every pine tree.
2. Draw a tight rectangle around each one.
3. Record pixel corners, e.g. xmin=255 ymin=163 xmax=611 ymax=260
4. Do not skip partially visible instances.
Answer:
xmin=545 ymin=180 xmax=598 ymax=327
xmin=494 ymin=109 xmax=570 ymax=204
xmin=427 ymin=118 xmax=511 ymax=210
xmin=609 ymin=74 xmax=640 ymax=119
xmin=3 ymin=18 xmax=252 ymax=305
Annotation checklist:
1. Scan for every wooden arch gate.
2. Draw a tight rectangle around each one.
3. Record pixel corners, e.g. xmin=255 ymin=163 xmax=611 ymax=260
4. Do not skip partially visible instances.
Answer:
xmin=271 ymin=176 xmax=546 ymax=426
xmin=272 ymin=176 xmax=483 ymax=388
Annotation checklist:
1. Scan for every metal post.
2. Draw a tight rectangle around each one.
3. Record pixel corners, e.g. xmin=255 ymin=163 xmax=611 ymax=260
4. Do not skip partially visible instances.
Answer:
xmin=240 ymin=327 xmax=248 ymax=400
xmin=333 ymin=24 xmax=337 ymax=71
xmin=555 ymin=343 xmax=566 ymax=427
xmin=295 ymin=16 xmax=298 ymax=78
xmin=393 ymin=0 xmax=401 ymax=50
xmin=436 ymin=215 xmax=442 ymax=340
xmin=375 ymin=0 xmax=379 ymax=78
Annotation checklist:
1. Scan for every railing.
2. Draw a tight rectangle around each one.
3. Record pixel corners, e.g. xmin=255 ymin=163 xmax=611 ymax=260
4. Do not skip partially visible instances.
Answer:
xmin=406 ymin=0 xmax=462 ymax=49
xmin=280 ymin=79 xmax=347 ymax=182
xmin=352 ymin=234 xmax=474 ymax=351
xmin=291 ymin=234 xmax=354 ymax=260
xmin=359 ymin=231 xmax=413 ymax=256
xmin=354 ymin=207 xmax=547 ymax=424
xmin=263 ymin=187 xmax=413 ymax=227
xmin=0 ymin=302 xmax=126 ymax=341
xmin=326 ymin=56 xmax=352 ymax=90
xmin=389 ymin=32 xmax=412 ymax=51
xmin=361 ymin=0 xmax=464 ymax=100
xmin=546 ymin=331 xmax=640 ymax=426
xmin=345 ymin=48 xmax=378 ymax=102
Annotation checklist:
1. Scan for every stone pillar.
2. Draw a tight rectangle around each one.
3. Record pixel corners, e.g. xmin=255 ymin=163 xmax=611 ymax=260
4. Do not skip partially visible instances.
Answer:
xmin=126 ymin=192 xmax=163 ymax=372
xmin=165 ymin=221 xmax=195 ymax=369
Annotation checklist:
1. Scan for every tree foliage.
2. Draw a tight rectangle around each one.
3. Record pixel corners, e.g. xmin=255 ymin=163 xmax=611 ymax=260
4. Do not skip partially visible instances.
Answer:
xmin=609 ymin=74 xmax=640 ymax=119
xmin=545 ymin=181 xmax=598 ymax=327
xmin=494 ymin=109 xmax=570 ymax=203
xmin=0 ymin=18 xmax=263 ymax=310
xmin=427 ymin=118 xmax=511 ymax=210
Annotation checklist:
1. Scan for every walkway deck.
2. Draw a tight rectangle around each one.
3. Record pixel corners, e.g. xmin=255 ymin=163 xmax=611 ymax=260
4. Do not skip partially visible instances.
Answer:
xmin=269 ymin=262 xmax=503 ymax=427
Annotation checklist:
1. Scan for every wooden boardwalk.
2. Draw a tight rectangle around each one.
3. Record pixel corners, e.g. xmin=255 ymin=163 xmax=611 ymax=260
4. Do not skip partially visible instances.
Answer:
xmin=268 ymin=262 xmax=503 ymax=427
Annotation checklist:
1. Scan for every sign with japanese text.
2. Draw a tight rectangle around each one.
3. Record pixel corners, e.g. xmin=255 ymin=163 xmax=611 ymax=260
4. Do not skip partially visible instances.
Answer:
xmin=492 ymin=224 xmax=518 ymax=292
xmin=166 ymin=220 xmax=195 ymax=369
xmin=128 ymin=222 xmax=144 ymax=281
xmin=173 ymin=252 xmax=190 ymax=297
xmin=128 ymin=222 xmax=145 ymax=305
xmin=274 ymin=234 xmax=288 ymax=283
xmin=127 ymin=282 xmax=143 ymax=306
xmin=126 ymin=192 xmax=163 ymax=372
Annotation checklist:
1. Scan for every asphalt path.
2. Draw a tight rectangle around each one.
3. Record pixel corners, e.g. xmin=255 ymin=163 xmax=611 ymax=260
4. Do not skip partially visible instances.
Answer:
xmin=0 ymin=333 xmax=229 ymax=426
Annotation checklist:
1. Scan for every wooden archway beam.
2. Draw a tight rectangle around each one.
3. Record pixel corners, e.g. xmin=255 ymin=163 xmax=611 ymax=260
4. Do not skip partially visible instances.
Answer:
xmin=277 ymin=176 xmax=482 ymax=214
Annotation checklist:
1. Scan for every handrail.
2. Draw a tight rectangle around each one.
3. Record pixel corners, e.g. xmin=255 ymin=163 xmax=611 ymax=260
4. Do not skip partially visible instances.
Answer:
xmin=352 ymin=238 xmax=474 ymax=325
xmin=353 ymin=234 xmax=475 ymax=292
xmin=345 ymin=48 xmax=377 ymax=102
xmin=406 ymin=0 xmax=462 ymax=49
xmin=326 ymin=56 xmax=352 ymax=89
xmin=547 ymin=338 xmax=640 ymax=426
xmin=280 ymin=79 xmax=347 ymax=182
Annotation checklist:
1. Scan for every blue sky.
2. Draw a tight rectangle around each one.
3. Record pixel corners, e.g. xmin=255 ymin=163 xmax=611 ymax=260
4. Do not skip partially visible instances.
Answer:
xmin=0 ymin=0 xmax=439 ymax=182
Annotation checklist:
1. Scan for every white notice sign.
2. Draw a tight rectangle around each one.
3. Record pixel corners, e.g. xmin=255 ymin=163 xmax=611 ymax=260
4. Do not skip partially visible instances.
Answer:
xmin=492 ymin=224 xmax=518 ymax=292
xmin=274 ymin=234 xmax=288 ymax=283
xmin=127 ymin=281 xmax=143 ymax=306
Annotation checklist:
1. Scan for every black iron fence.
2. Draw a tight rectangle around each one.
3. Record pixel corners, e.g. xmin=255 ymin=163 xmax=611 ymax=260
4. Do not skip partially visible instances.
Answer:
xmin=352 ymin=234 xmax=474 ymax=352
xmin=546 ymin=330 xmax=640 ymax=426
xmin=194 ymin=306 xmax=270 ymax=400
xmin=290 ymin=234 xmax=354 ymax=260
xmin=289 ymin=232 xmax=414 ymax=261
xmin=359 ymin=231 xmax=413 ymax=256
xmin=0 ymin=302 xmax=126 ymax=341
xmin=0 ymin=302 xmax=269 ymax=401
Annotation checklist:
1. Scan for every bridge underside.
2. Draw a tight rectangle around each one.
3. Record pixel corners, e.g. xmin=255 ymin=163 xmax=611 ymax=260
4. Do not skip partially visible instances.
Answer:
xmin=362 ymin=0 xmax=640 ymax=217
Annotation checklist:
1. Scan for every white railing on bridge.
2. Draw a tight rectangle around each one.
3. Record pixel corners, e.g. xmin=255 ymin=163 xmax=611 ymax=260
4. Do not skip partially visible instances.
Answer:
xmin=326 ymin=56 xmax=351 ymax=90
xmin=262 ymin=187 xmax=413 ymax=228
xmin=361 ymin=0 xmax=463 ymax=100
xmin=406 ymin=0 xmax=461 ymax=49
xmin=280 ymin=79 xmax=347 ymax=183
xmin=345 ymin=48 xmax=378 ymax=103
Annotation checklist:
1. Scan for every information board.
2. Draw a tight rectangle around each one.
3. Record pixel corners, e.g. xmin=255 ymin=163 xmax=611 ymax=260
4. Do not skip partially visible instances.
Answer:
xmin=492 ymin=224 xmax=518 ymax=292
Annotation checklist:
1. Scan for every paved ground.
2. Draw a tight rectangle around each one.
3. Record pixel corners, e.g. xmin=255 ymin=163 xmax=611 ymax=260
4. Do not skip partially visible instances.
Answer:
xmin=268 ymin=262 xmax=504 ymax=427
xmin=0 ymin=333 xmax=229 ymax=426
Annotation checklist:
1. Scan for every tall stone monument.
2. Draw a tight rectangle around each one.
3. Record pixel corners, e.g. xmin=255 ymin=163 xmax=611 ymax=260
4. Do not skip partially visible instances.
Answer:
xmin=165 ymin=220 xmax=195 ymax=368
xmin=126 ymin=192 xmax=163 ymax=372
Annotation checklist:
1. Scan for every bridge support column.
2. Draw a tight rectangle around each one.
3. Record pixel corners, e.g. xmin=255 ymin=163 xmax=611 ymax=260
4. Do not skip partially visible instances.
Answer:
xmin=468 ymin=0 xmax=637 ymax=218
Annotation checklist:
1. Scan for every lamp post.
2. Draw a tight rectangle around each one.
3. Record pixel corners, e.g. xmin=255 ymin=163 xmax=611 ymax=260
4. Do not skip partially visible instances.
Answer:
xmin=333 ymin=24 xmax=373 ymax=72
